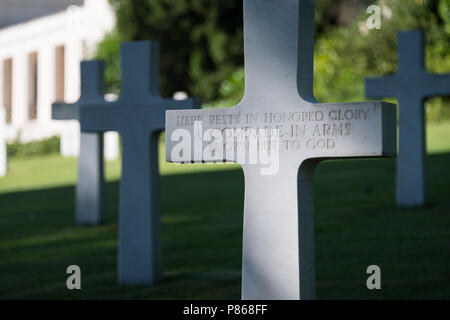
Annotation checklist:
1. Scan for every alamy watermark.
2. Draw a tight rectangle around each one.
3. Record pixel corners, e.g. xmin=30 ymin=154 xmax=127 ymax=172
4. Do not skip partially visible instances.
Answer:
xmin=361 ymin=4 xmax=392 ymax=35
xmin=366 ymin=5 xmax=381 ymax=30
xmin=366 ymin=265 xmax=381 ymax=290
xmin=170 ymin=121 xmax=281 ymax=175
xmin=66 ymin=265 xmax=81 ymax=290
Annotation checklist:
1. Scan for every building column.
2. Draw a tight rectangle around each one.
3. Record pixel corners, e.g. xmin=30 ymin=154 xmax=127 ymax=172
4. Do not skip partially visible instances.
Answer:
xmin=0 ymin=106 xmax=7 ymax=177
xmin=0 ymin=58 xmax=3 ymax=113
xmin=12 ymin=53 xmax=28 ymax=129
xmin=59 ymin=10 xmax=84 ymax=157
xmin=37 ymin=46 xmax=55 ymax=124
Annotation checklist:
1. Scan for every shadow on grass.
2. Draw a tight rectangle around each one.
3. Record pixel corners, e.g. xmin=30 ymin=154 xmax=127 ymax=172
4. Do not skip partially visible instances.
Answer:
xmin=0 ymin=153 xmax=449 ymax=299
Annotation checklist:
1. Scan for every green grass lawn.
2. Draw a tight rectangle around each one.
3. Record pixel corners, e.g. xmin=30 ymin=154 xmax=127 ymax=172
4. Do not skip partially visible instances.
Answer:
xmin=0 ymin=121 xmax=449 ymax=299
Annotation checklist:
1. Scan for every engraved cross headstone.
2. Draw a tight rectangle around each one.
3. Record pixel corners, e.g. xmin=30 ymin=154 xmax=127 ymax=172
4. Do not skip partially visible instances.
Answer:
xmin=365 ymin=30 xmax=450 ymax=207
xmin=166 ymin=0 xmax=397 ymax=299
xmin=52 ymin=62 xmax=105 ymax=225
xmin=80 ymin=41 xmax=201 ymax=285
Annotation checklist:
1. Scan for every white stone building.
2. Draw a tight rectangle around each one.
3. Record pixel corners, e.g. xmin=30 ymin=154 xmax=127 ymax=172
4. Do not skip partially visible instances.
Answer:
xmin=0 ymin=0 xmax=118 ymax=158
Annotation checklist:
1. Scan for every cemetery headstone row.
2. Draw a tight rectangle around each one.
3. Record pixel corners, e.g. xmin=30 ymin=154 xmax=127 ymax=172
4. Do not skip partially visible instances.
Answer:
xmin=52 ymin=0 xmax=450 ymax=300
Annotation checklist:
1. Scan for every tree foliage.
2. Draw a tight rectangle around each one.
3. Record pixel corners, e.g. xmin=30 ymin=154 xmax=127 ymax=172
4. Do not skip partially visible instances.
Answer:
xmin=98 ymin=0 xmax=244 ymax=101
xmin=215 ymin=0 xmax=450 ymax=121
xmin=314 ymin=0 xmax=450 ymax=121
xmin=96 ymin=0 xmax=337 ymax=101
xmin=96 ymin=0 xmax=449 ymax=121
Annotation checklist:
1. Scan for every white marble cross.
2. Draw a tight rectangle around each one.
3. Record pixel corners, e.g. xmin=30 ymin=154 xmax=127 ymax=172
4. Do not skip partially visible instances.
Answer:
xmin=0 ymin=106 xmax=7 ymax=177
xmin=366 ymin=30 xmax=450 ymax=207
xmin=80 ymin=41 xmax=201 ymax=285
xmin=53 ymin=62 xmax=107 ymax=225
xmin=165 ymin=0 xmax=397 ymax=299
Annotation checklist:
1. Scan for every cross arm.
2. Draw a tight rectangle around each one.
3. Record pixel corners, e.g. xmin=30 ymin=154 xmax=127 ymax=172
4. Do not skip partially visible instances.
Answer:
xmin=146 ymin=97 xmax=202 ymax=132
xmin=309 ymin=101 xmax=397 ymax=160
xmin=81 ymin=97 xmax=202 ymax=134
xmin=365 ymin=75 xmax=398 ymax=99
xmin=80 ymin=102 xmax=125 ymax=133
xmin=52 ymin=102 xmax=79 ymax=121
xmin=81 ymin=101 xmax=180 ymax=134
xmin=424 ymin=74 xmax=450 ymax=97
xmin=163 ymin=97 xmax=202 ymax=110
xmin=166 ymin=107 xmax=241 ymax=163
xmin=166 ymin=101 xmax=397 ymax=165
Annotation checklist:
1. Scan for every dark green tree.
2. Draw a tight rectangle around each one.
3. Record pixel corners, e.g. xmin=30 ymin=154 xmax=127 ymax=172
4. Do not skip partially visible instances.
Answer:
xmin=98 ymin=0 xmax=244 ymax=101
xmin=96 ymin=0 xmax=340 ymax=102
xmin=215 ymin=0 xmax=450 ymax=120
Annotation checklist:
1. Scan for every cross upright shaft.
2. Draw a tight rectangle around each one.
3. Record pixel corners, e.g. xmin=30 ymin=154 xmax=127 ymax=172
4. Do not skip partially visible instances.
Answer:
xmin=166 ymin=0 xmax=396 ymax=299
xmin=242 ymin=0 xmax=315 ymax=103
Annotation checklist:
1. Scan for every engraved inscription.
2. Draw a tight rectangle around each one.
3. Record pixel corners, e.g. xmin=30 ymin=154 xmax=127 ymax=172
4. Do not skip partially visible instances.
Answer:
xmin=172 ymin=107 xmax=371 ymax=154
